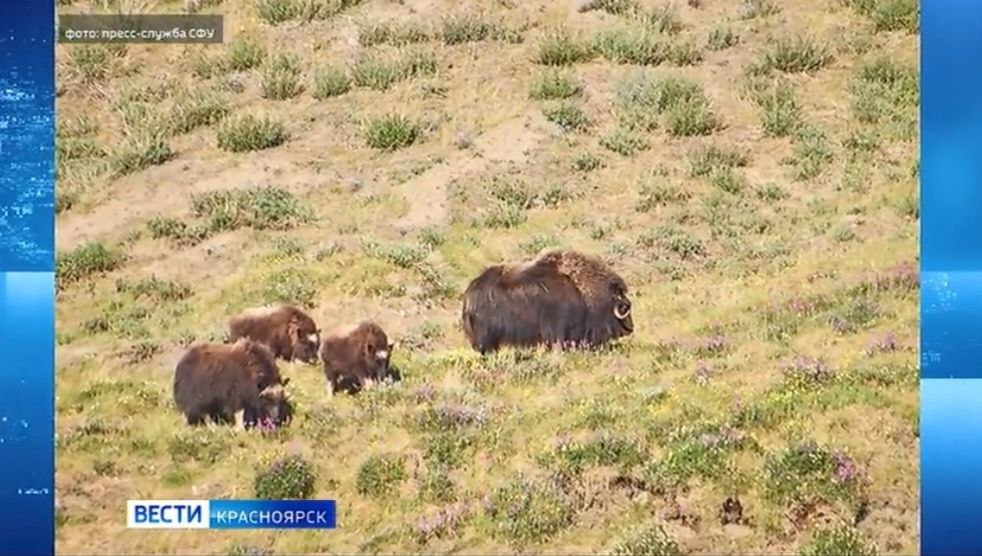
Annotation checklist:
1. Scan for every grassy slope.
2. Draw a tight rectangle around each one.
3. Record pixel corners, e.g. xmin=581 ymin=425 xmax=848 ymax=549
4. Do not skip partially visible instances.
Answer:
xmin=54 ymin=0 xmax=919 ymax=554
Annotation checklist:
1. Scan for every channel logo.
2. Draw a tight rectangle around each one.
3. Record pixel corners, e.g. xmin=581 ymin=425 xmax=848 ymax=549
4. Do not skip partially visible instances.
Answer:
xmin=127 ymin=500 xmax=337 ymax=530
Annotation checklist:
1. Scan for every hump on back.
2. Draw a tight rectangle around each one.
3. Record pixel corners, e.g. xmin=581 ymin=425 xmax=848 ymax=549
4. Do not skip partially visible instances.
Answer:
xmin=461 ymin=250 xmax=634 ymax=354
xmin=227 ymin=304 xmax=321 ymax=364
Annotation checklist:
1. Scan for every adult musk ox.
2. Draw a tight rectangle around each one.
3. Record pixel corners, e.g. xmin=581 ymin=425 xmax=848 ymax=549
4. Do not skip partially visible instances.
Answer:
xmin=173 ymin=338 xmax=293 ymax=428
xmin=319 ymin=321 xmax=394 ymax=395
xmin=227 ymin=305 xmax=320 ymax=364
xmin=461 ymin=250 xmax=634 ymax=354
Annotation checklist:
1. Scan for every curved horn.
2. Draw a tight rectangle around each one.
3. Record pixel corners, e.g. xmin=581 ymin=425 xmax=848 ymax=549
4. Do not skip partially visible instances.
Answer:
xmin=614 ymin=305 xmax=631 ymax=320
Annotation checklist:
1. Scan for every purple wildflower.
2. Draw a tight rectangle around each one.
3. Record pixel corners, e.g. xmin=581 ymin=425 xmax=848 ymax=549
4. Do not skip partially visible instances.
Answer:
xmin=257 ymin=416 xmax=278 ymax=433
xmin=866 ymin=332 xmax=899 ymax=356
xmin=694 ymin=360 xmax=714 ymax=385
xmin=783 ymin=356 xmax=833 ymax=384
xmin=698 ymin=426 xmax=744 ymax=450
xmin=829 ymin=315 xmax=854 ymax=335
xmin=481 ymin=493 xmax=495 ymax=514
xmin=691 ymin=334 xmax=728 ymax=355
xmin=413 ymin=503 xmax=469 ymax=542
xmin=412 ymin=384 xmax=437 ymax=404
xmin=422 ymin=402 xmax=490 ymax=431
xmin=553 ymin=435 xmax=575 ymax=451
xmin=878 ymin=261 xmax=918 ymax=291
xmin=786 ymin=296 xmax=819 ymax=316
xmin=832 ymin=451 xmax=859 ymax=484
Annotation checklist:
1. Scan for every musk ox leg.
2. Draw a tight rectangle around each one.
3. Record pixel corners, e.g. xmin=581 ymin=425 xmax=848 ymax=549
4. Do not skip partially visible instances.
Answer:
xmin=209 ymin=411 xmax=235 ymax=426
xmin=242 ymin=407 xmax=258 ymax=429
xmin=185 ymin=412 xmax=205 ymax=426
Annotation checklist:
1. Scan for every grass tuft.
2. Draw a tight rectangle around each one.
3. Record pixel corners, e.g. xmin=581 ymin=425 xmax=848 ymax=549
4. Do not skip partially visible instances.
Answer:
xmin=217 ymin=115 xmax=288 ymax=152
xmin=529 ymin=70 xmax=582 ymax=100
xmin=261 ymin=53 xmax=303 ymax=100
xmin=57 ymin=242 xmax=124 ymax=286
xmin=536 ymin=30 xmax=594 ymax=66
xmin=364 ymin=114 xmax=421 ymax=151
xmin=762 ymin=36 xmax=833 ymax=73
xmin=191 ymin=186 xmax=310 ymax=232
xmin=313 ymin=66 xmax=352 ymax=99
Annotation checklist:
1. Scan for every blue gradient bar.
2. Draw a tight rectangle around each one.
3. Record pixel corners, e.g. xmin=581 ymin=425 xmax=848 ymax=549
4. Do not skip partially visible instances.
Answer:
xmin=921 ymin=381 xmax=982 ymax=555
xmin=922 ymin=1 xmax=982 ymax=555
xmin=0 ymin=1 xmax=55 ymax=555
xmin=209 ymin=499 xmax=337 ymax=529
xmin=0 ymin=273 xmax=55 ymax=555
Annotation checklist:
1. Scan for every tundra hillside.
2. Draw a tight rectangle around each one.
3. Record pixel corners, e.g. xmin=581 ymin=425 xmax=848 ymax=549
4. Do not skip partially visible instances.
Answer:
xmin=54 ymin=0 xmax=919 ymax=554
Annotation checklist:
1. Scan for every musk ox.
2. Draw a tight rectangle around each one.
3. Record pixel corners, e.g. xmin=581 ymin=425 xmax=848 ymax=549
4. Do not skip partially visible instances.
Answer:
xmin=173 ymin=338 xmax=292 ymax=428
xmin=227 ymin=305 xmax=320 ymax=364
xmin=319 ymin=321 xmax=394 ymax=395
xmin=461 ymin=250 xmax=634 ymax=353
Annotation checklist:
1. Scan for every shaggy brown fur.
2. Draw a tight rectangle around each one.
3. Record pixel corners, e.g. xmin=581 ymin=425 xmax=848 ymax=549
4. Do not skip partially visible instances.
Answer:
xmin=319 ymin=322 xmax=393 ymax=395
xmin=227 ymin=305 xmax=320 ymax=364
xmin=461 ymin=250 xmax=634 ymax=353
xmin=173 ymin=339 xmax=292 ymax=428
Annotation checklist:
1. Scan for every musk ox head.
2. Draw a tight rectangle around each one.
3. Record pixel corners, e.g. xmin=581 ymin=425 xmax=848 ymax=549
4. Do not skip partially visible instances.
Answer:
xmin=289 ymin=317 xmax=320 ymax=364
xmin=246 ymin=378 xmax=293 ymax=430
xmin=606 ymin=277 xmax=634 ymax=336
xmin=360 ymin=324 xmax=394 ymax=381
xmin=547 ymin=250 xmax=634 ymax=342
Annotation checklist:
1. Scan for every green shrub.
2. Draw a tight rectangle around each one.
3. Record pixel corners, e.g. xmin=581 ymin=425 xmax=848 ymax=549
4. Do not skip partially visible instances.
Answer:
xmin=191 ymin=186 xmax=309 ymax=232
xmin=57 ymin=242 xmax=123 ymax=285
xmin=261 ymin=53 xmax=303 ymax=100
xmin=601 ymin=127 xmax=649 ymax=156
xmin=763 ymin=441 xmax=864 ymax=507
xmin=707 ymin=26 xmax=738 ymax=51
xmin=529 ymin=70 xmax=582 ymax=99
xmin=356 ymin=454 xmax=407 ymax=497
xmin=169 ymin=90 xmax=229 ymax=135
xmin=485 ymin=477 xmax=574 ymax=543
xmin=364 ymin=114 xmax=420 ymax=151
xmin=110 ymin=133 xmax=173 ymax=176
xmin=227 ymin=37 xmax=266 ymax=71
xmin=313 ymin=66 xmax=351 ymax=99
xmin=544 ymin=103 xmax=591 ymax=132
xmin=217 ymin=115 xmax=288 ymax=152
xmin=358 ymin=21 xmax=430 ymax=46
xmin=688 ymin=145 xmax=749 ymax=177
xmin=593 ymin=27 xmax=668 ymax=66
xmin=254 ymin=455 xmax=317 ymax=499
xmin=536 ymin=30 xmax=593 ymax=66
xmin=762 ymin=36 xmax=833 ymax=73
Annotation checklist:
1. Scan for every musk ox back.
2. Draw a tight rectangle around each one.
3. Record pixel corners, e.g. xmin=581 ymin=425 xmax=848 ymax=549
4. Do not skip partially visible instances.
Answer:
xmin=461 ymin=250 xmax=634 ymax=353
xmin=319 ymin=321 xmax=393 ymax=395
xmin=173 ymin=338 xmax=292 ymax=428
xmin=228 ymin=305 xmax=320 ymax=364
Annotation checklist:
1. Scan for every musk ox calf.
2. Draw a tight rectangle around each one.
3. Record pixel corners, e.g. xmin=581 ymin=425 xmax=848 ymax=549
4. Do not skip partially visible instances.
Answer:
xmin=227 ymin=305 xmax=320 ymax=364
xmin=319 ymin=321 xmax=394 ymax=395
xmin=461 ymin=250 xmax=634 ymax=354
xmin=173 ymin=338 xmax=293 ymax=429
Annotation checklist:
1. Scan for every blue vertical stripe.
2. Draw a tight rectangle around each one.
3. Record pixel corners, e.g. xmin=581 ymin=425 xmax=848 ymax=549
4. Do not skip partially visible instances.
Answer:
xmin=922 ymin=1 xmax=982 ymax=555
xmin=0 ymin=273 xmax=54 ymax=555
xmin=0 ymin=1 xmax=55 ymax=555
